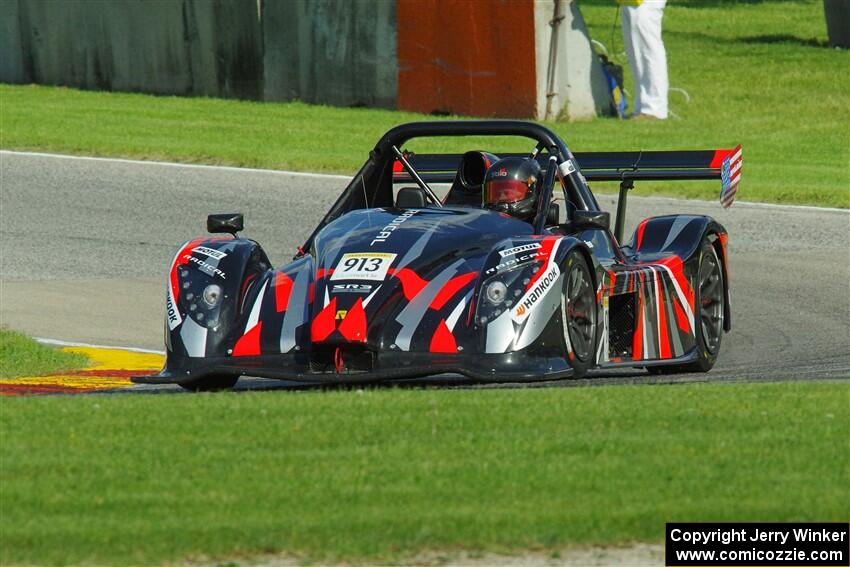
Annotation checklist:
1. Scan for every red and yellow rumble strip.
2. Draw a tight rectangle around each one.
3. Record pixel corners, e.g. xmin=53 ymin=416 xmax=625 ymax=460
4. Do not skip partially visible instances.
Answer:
xmin=0 ymin=346 xmax=163 ymax=396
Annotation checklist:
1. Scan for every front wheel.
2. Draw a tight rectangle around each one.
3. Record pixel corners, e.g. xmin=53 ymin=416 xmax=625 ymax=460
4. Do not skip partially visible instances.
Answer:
xmin=178 ymin=374 xmax=239 ymax=392
xmin=648 ymin=239 xmax=724 ymax=374
xmin=560 ymin=250 xmax=597 ymax=378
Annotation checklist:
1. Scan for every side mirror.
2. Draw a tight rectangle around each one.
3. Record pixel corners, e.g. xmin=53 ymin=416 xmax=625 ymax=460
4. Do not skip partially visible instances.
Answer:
xmin=207 ymin=213 xmax=243 ymax=236
xmin=572 ymin=210 xmax=610 ymax=231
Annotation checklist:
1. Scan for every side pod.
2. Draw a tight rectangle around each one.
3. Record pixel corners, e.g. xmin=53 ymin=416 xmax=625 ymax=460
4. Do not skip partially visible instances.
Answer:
xmin=162 ymin=237 xmax=271 ymax=372
xmin=626 ymin=214 xmax=731 ymax=336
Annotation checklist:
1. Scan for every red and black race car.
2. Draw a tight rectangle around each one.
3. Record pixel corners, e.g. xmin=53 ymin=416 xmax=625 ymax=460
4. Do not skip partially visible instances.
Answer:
xmin=135 ymin=121 xmax=742 ymax=390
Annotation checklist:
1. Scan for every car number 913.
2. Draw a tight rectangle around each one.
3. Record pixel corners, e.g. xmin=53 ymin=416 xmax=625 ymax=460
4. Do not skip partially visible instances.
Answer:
xmin=330 ymin=252 xmax=397 ymax=281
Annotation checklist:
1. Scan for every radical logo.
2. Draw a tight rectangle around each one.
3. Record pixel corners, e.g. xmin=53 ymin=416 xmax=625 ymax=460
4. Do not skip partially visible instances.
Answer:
xmin=184 ymin=255 xmax=226 ymax=279
xmin=370 ymin=210 xmax=417 ymax=246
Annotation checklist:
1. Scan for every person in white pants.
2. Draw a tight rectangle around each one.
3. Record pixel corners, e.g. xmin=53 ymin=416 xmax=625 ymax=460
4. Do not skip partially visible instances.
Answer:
xmin=620 ymin=0 xmax=669 ymax=119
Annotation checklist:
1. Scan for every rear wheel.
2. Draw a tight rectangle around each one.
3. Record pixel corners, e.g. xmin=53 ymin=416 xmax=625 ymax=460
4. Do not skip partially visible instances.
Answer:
xmin=561 ymin=251 xmax=597 ymax=378
xmin=178 ymin=374 xmax=239 ymax=392
xmin=648 ymin=239 xmax=724 ymax=374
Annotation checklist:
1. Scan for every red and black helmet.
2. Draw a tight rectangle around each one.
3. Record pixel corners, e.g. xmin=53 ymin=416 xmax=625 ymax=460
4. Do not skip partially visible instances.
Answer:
xmin=482 ymin=157 xmax=542 ymax=221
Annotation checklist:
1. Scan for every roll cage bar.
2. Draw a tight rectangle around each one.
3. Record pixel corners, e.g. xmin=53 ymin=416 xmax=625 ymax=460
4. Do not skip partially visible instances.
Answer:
xmin=299 ymin=120 xmax=740 ymax=256
xmin=300 ymin=120 xmax=597 ymax=256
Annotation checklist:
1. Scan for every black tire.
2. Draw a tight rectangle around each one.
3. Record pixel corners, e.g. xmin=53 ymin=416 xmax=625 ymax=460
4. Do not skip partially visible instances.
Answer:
xmin=560 ymin=250 xmax=597 ymax=379
xmin=178 ymin=374 xmax=239 ymax=392
xmin=647 ymin=239 xmax=724 ymax=374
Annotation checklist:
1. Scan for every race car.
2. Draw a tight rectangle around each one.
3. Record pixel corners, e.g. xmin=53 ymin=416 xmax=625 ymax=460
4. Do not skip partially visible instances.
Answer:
xmin=135 ymin=121 xmax=741 ymax=390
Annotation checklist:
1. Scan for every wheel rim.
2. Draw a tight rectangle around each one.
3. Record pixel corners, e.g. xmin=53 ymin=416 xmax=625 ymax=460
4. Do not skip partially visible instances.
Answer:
xmin=564 ymin=263 xmax=595 ymax=362
xmin=698 ymin=248 xmax=724 ymax=354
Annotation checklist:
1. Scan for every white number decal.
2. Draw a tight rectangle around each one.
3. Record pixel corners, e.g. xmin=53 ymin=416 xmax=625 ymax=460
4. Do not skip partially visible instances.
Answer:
xmin=330 ymin=253 xmax=397 ymax=281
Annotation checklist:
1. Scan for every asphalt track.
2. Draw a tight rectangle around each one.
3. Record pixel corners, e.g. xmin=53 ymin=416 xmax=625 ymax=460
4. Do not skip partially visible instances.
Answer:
xmin=2 ymin=151 xmax=848 ymax=392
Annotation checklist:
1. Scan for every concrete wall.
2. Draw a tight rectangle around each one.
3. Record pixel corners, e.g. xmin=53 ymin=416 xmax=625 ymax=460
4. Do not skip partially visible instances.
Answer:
xmin=824 ymin=0 xmax=850 ymax=48
xmin=534 ymin=0 xmax=613 ymax=121
xmin=397 ymin=0 xmax=538 ymax=118
xmin=0 ymin=0 xmax=27 ymax=83
xmin=189 ymin=0 xmax=264 ymax=99
xmin=3 ymin=0 xmax=262 ymax=98
xmin=263 ymin=0 xmax=397 ymax=108
xmin=396 ymin=0 xmax=611 ymax=120
xmin=2 ymin=0 xmax=611 ymax=119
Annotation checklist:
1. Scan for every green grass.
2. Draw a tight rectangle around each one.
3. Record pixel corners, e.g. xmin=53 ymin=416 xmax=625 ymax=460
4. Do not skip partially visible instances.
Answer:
xmin=0 ymin=5 xmax=848 ymax=562
xmin=1 ymin=0 xmax=848 ymax=207
xmin=1 ymin=381 xmax=847 ymax=565
xmin=0 ymin=329 xmax=87 ymax=379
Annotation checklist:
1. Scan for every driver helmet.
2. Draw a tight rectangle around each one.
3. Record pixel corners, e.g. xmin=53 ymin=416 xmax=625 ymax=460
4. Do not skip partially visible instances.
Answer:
xmin=482 ymin=157 xmax=542 ymax=221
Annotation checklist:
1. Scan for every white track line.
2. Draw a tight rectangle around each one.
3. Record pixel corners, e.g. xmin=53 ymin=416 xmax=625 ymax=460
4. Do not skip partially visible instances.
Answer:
xmin=2 ymin=149 xmax=847 ymax=213
xmin=35 ymin=337 xmax=165 ymax=355
xmin=0 ymin=150 xmax=350 ymax=180
xmin=593 ymin=192 xmax=848 ymax=214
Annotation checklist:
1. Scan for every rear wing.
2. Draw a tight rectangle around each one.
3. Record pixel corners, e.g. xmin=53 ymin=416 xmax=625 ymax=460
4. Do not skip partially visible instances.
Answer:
xmin=394 ymin=145 xmax=742 ymax=241
xmin=395 ymin=146 xmax=742 ymax=200
xmin=575 ymin=147 xmax=742 ymax=240
xmin=575 ymin=147 xmax=742 ymax=205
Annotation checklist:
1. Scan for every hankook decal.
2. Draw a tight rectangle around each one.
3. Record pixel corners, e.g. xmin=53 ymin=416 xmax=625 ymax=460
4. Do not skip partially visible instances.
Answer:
xmin=511 ymin=264 xmax=560 ymax=323
xmin=165 ymin=285 xmax=182 ymax=330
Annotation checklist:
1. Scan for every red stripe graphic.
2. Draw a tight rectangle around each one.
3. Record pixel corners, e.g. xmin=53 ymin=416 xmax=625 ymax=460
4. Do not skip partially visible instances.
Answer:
xmin=311 ymin=298 xmax=338 ymax=342
xmin=709 ymin=149 xmax=733 ymax=169
xmin=169 ymin=238 xmax=204 ymax=301
xmin=431 ymin=272 xmax=476 ymax=310
xmin=718 ymin=233 xmax=730 ymax=279
xmin=233 ymin=322 xmax=263 ymax=357
xmin=673 ymin=296 xmax=690 ymax=333
xmin=654 ymin=255 xmax=694 ymax=312
xmin=338 ymin=298 xmax=367 ymax=342
xmin=632 ymin=272 xmax=645 ymax=360
xmin=389 ymin=268 xmax=429 ymax=300
xmin=429 ymin=319 xmax=458 ymax=353
xmin=525 ymin=237 xmax=558 ymax=291
xmin=656 ymin=277 xmax=672 ymax=359
xmin=274 ymin=272 xmax=294 ymax=313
